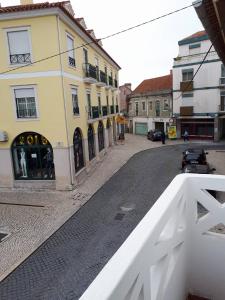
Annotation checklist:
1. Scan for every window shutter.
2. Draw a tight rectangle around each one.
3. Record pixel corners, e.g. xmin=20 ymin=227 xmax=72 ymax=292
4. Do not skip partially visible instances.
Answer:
xmin=14 ymin=88 xmax=35 ymax=98
xmin=7 ymin=30 xmax=30 ymax=55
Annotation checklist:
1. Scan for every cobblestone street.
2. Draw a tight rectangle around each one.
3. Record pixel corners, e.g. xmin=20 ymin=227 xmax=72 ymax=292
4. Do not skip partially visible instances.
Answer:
xmin=0 ymin=135 xmax=224 ymax=299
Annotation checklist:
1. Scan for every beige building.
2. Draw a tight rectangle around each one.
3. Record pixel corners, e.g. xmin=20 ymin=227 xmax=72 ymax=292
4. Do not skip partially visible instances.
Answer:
xmin=128 ymin=74 xmax=173 ymax=135
xmin=0 ymin=0 xmax=120 ymax=190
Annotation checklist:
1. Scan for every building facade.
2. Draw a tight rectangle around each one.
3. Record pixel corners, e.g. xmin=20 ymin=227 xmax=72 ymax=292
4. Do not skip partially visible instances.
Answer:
xmin=173 ymin=30 xmax=225 ymax=141
xmin=128 ymin=74 xmax=172 ymax=135
xmin=119 ymin=83 xmax=132 ymax=114
xmin=0 ymin=0 xmax=120 ymax=190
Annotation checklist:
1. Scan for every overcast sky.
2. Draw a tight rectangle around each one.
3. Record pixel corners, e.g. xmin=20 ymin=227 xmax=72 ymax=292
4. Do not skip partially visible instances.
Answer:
xmin=1 ymin=0 xmax=203 ymax=89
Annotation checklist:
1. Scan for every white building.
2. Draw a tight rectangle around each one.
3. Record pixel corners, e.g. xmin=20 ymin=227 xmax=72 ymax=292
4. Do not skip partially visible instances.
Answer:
xmin=173 ymin=31 xmax=225 ymax=141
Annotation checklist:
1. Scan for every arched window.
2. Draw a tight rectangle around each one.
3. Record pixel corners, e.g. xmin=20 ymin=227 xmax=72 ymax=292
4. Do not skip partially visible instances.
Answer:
xmin=88 ymin=125 xmax=95 ymax=161
xmin=73 ymin=128 xmax=84 ymax=172
xmin=11 ymin=132 xmax=55 ymax=180
xmin=98 ymin=121 xmax=104 ymax=152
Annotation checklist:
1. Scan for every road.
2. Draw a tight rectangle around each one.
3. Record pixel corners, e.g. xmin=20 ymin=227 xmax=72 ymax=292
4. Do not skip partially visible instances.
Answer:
xmin=0 ymin=143 xmax=224 ymax=300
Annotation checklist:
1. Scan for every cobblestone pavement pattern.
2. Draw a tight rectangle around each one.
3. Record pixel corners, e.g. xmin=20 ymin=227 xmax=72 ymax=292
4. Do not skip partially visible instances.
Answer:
xmin=0 ymin=141 xmax=224 ymax=300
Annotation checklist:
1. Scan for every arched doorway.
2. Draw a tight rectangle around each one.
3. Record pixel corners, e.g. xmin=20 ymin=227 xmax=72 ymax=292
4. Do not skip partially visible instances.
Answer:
xmin=88 ymin=124 xmax=95 ymax=160
xmin=98 ymin=121 xmax=104 ymax=152
xmin=11 ymin=132 xmax=55 ymax=180
xmin=106 ymin=118 xmax=112 ymax=146
xmin=73 ymin=128 xmax=84 ymax=172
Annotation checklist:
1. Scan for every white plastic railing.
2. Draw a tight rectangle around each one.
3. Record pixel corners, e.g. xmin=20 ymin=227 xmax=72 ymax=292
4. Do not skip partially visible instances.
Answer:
xmin=80 ymin=174 xmax=225 ymax=300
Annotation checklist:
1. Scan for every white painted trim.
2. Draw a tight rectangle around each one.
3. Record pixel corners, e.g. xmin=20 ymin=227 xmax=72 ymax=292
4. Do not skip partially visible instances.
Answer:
xmin=0 ymin=70 xmax=84 ymax=82
xmin=11 ymin=84 xmax=40 ymax=121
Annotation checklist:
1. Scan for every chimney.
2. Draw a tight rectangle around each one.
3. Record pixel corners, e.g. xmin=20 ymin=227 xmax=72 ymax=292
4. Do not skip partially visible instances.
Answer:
xmin=20 ymin=0 xmax=33 ymax=4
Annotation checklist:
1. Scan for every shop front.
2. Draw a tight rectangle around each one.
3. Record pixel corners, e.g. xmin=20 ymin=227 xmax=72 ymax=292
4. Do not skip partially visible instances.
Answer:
xmin=179 ymin=118 xmax=214 ymax=140
xmin=11 ymin=132 xmax=55 ymax=180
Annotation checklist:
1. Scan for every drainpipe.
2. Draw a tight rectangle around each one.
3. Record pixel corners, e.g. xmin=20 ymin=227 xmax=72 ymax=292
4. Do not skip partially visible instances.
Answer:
xmin=56 ymin=16 xmax=74 ymax=188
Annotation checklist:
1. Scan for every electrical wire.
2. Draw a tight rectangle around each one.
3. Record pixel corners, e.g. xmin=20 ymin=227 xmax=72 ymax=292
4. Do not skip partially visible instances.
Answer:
xmin=0 ymin=0 xmax=202 ymax=75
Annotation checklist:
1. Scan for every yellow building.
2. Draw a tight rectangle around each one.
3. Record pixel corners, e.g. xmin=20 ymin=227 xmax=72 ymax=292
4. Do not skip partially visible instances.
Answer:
xmin=0 ymin=0 xmax=120 ymax=190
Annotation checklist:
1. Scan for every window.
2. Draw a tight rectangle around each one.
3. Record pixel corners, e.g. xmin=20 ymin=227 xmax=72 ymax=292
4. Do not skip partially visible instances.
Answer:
xmin=163 ymin=99 xmax=169 ymax=111
xmin=83 ymin=48 xmax=88 ymax=64
xmin=135 ymin=102 xmax=139 ymax=116
xmin=106 ymin=95 xmax=109 ymax=113
xmin=67 ymin=34 xmax=75 ymax=67
xmin=72 ymin=88 xmax=79 ymax=115
xmin=221 ymin=91 xmax=225 ymax=111
xmin=86 ymin=91 xmax=91 ymax=118
xmin=14 ymin=87 xmax=37 ymax=119
xmin=182 ymin=69 xmax=193 ymax=81
xmin=189 ymin=43 xmax=201 ymax=55
xmin=182 ymin=92 xmax=193 ymax=98
xmin=149 ymin=101 xmax=152 ymax=110
xmin=7 ymin=28 xmax=31 ymax=64
xmin=11 ymin=132 xmax=55 ymax=180
xmin=98 ymin=94 xmax=102 ymax=115
xmin=142 ymin=101 xmax=146 ymax=110
xmin=221 ymin=64 xmax=225 ymax=77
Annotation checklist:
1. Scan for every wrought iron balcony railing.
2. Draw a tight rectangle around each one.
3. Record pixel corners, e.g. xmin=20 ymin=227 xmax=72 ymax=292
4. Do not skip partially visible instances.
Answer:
xmin=110 ymin=105 xmax=115 ymax=114
xmin=102 ymin=106 xmax=108 ymax=116
xmin=68 ymin=56 xmax=76 ymax=67
xmin=10 ymin=53 xmax=31 ymax=64
xmin=92 ymin=106 xmax=100 ymax=119
xmin=80 ymin=174 xmax=225 ymax=300
xmin=100 ymin=71 xmax=107 ymax=84
xmin=108 ymin=76 xmax=113 ymax=86
xmin=83 ymin=63 xmax=97 ymax=79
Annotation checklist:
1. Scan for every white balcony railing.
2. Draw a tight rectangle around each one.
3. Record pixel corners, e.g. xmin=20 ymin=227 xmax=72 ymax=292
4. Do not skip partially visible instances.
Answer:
xmin=80 ymin=174 xmax=225 ymax=300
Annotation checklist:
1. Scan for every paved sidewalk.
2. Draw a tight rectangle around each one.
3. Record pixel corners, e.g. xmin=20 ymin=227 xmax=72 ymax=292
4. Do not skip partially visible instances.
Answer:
xmin=0 ymin=134 xmax=221 ymax=281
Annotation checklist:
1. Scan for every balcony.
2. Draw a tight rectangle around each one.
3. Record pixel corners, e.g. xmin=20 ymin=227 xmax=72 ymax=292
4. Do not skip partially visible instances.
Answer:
xmin=110 ymin=105 xmax=115 ymax=114
xmin=83 ymin=63 xmax=97 ymax=84
xmin=10 ymin=53 xmax=31 ymax=64
xmin=102 ymin=106 xmax=108 ymax=116
xmin=219 ymin=77 xmax=225 ymax=87
xmin=180 ymin=81 xmax=193 ymax=92
xmin=80 ymin=174 xmax=225 ymax=300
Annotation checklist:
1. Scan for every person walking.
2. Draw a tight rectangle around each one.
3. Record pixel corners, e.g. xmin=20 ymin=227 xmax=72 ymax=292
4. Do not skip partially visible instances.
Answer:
xmin=161 ymin=130 xmax=166 ymax=144
xmin=183 ymin=130 xmax=189 ymax=142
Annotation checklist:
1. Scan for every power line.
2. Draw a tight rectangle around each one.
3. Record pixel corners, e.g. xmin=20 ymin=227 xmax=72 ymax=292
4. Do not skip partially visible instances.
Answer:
xmin=0 ymin=1 xmax=201 ymax=75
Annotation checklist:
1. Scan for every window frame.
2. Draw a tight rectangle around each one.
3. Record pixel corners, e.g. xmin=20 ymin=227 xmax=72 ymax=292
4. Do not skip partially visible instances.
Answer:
xmin=182 ymin=68 xmax=194 ymax=82
xmin=142 ymin=101 xmax=146 ymax=111
xmin=148 ymin=101 xmax=153 ymax=111
xmin=11 ymin=85 xmax=39 ymax=121
xmin=5 ymin=26 xmax=33 ymax=67
xmin=71 ymin=86 xmax=79 ymax=116
xmin=163 ymin=99 xmax=169 ymax=111
xmin=66 ymin=32 xmax=76 ymax=68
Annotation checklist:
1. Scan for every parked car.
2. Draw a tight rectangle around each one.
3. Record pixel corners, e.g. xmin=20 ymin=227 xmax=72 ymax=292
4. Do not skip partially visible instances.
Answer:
xmin=147 ymin=130 xmax=162 ymax=141
xmin=182 ymin=148 xmax=208 ymax=168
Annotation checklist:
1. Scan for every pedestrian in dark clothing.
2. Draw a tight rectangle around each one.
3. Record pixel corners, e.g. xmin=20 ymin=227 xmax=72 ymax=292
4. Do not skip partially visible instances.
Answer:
xmin=161 ymin=131 xmax=166 ymax=144
xmin=183 ymin=130 xmax=189 ymax=142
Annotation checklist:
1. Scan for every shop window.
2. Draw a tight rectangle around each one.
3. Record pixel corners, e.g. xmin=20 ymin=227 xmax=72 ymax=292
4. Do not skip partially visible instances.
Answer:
xmin=73 ymin=128 xmax=84 ymax=172
xmin=11 ymin=132 xmax=55 ymax=180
